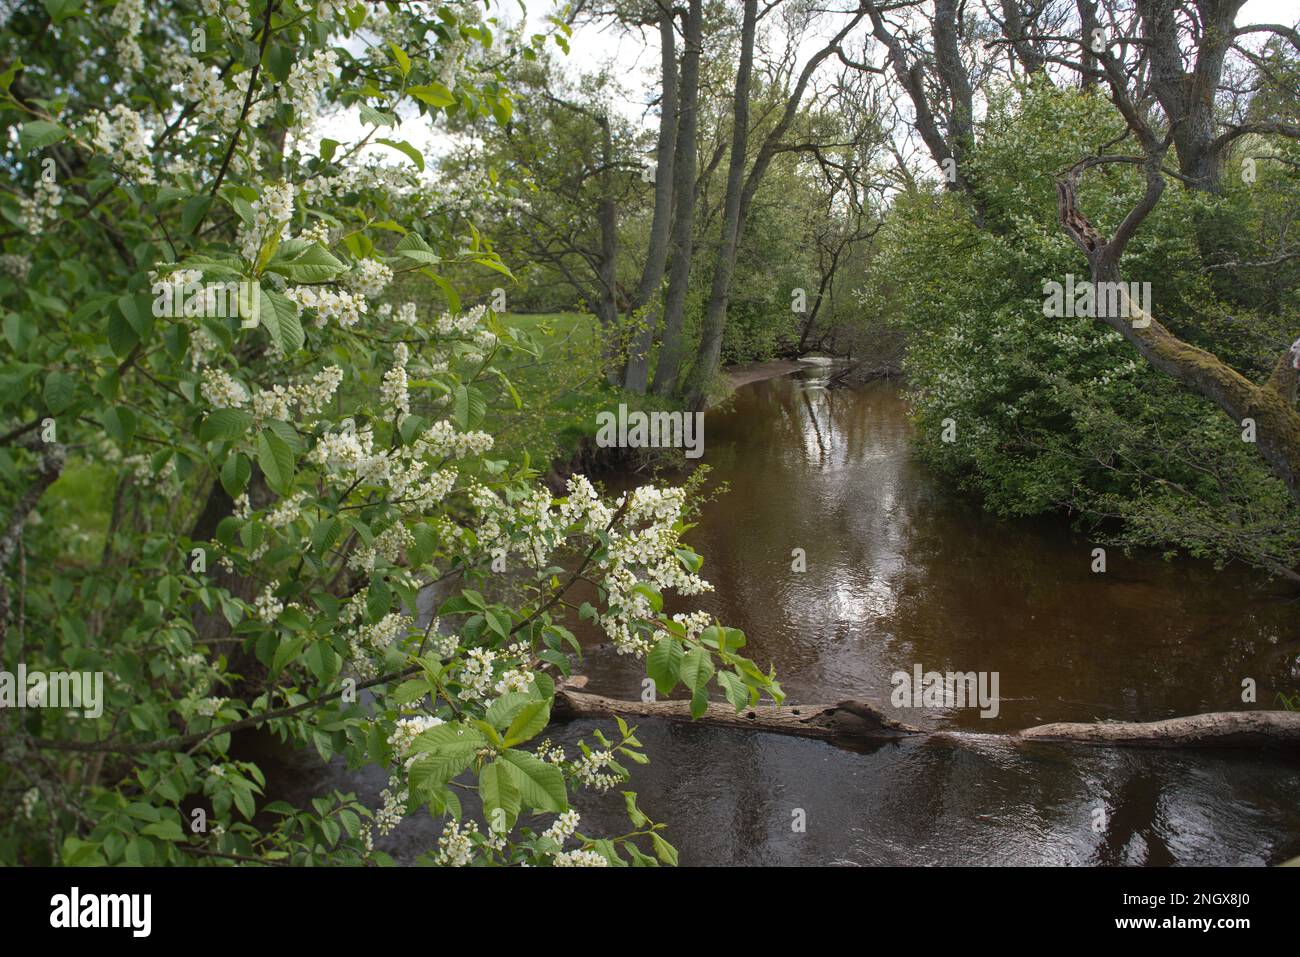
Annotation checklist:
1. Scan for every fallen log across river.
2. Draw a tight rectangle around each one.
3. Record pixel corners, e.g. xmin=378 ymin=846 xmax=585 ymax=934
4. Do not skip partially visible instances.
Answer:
xmin=552 ymin=682 xmax=1300 ymax=751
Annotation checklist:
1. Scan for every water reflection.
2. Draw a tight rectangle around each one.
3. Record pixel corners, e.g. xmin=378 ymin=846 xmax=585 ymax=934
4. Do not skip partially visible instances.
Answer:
xmin=582 ymin=371 xmax=1300 ymax=735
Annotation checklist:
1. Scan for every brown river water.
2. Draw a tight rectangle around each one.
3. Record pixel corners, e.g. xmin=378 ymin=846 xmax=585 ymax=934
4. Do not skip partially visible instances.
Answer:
xmin=278 ymin=365 xmax=1300 ymax=865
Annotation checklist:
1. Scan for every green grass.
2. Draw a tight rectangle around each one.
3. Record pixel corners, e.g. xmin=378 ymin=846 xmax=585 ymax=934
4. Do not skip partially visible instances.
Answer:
xmin=490 ymin=311 xmax=681 ymax=469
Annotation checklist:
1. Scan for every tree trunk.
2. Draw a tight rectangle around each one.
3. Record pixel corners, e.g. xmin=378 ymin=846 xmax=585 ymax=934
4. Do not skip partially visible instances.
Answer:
xmin=554 ymin=686 xmax=1300 ymax=751
xmin=651 ymin=0 xmax=703 ymax=399
xmin=999 ymin=0 xmax=1044 ymax=74
xmin=680 ymin=5 xmax=869 ymax=407
xmin=679 ymin=0 xmax=757 ymax=409
xmin=1056 ymin=164 xmax=1300 ymax=505
xmin=623 ymin=9 xmax=679 ymax=394
xmin=594 ymin=112 xmax=622 ymax=384
xmin=1077 ymin=0 xmax=1099 ymax=91
xmin=1137 ymin=0 xmax=1244 ymax=193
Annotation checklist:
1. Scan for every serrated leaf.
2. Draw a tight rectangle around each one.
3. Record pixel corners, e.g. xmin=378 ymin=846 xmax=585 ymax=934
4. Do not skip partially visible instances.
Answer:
xmin=651 ymin=833 xmax=678 ymax=866
xmin=647 ymin=635 xmax=683 ymax=696
xmin=500 ymin=749 xmax=567 ymax=813
xmin=200 ymin=408 xmax=252 ymax=443
xmin=479 ymin=760 xmax=521 ymax=834
xmin=42 ymin=372 xmax=76 ymax=414
xmin=19 ymin=120 xmax=65 ymax=153
xmin=679 ymin=646 xmax=713 ymax=694
xmin=265 ymin=242 xmax=345 ymax=283
xmin=408 ymin=82 xmax=455 ymax=107
xmin=256 ymin=429 xmax=294 ymax=494
xmin=502 ymin=698 xmax=551 ymax=747
xmin=220 ymin=453 xmax=251 ymax=497
xmin=101 ymin=405 xmax=136 ymax=444
xmin=258 ymin=287 xmax=304 ymax=354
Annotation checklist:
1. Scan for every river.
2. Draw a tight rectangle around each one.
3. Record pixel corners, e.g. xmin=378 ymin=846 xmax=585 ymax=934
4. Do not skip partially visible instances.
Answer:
xmin=285 ymin=365 xmax=1300 ymax=865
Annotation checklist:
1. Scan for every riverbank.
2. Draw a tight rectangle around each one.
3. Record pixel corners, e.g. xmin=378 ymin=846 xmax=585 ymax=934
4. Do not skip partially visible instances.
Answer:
xmin=724 ymin=358 xmax=823 ymax=390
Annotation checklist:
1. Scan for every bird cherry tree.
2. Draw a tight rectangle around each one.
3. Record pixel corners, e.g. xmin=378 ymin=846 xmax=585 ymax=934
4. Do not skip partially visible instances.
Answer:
xmin=0 ymin=0 xmax=782 ymax=866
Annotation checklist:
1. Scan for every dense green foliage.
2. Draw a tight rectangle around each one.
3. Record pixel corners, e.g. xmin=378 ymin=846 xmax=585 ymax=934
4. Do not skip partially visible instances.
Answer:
xmin=0 ymin=0 xmax=783 ymax=867
xmin=869 ymin=81 xmax=1300 ymax=578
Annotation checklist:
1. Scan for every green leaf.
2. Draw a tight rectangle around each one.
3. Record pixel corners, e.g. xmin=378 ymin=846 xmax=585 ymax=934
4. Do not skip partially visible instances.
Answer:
xmin=0 ymin=58 xmax=22 ymax=92
xmin=43 ymin=0 xmax=81 ymax=22
xmin=389 ymin=678 xmax=430 ymax=706
xmin=500 ymin=749 xmax=567 ymax=813
xmin=387 ymin=42 xmax=411 ymax=76
xmin=647 ymin=635 xmax=683 ymax=696
xmin=473 ymin=256 xmax=515 ymax=280
xmin=631 ymin=582 xmax=663 ymax=613
xmin=140 ymin=819 xmax=184 ymax=842
xmin=101 ymin=405 xmax=137 ymax=444
xmin=690 ymin=685 xmax=710 ymax=719
xmin=717 ymin=670 xmax=750 ymax=711
xmin=651 ymin=833 xmax=679 ymax=866
xmin=200 ymin=408 xmax=252 ymax=443
xmin=265 ymin=242 xmax=345 ymax=283
xmin=106 ymin=309 xmax=138 ymax=358
xmin=479 ymin=759 xmax=521 ymax=833
xmin=220 ymin=453 xmax=251 ymax=497
xmin=305 ymin=641 xmax=337 ymax=681
xmin=408 ymin=724 xmax=485 ymax=790
xmin=258 ymin=287 xmax=304 ymax=354
xmin=358 ymin=102 xmax=398 ymax=127
xmin=622 ymin=791 xmax=647 ymax=827
xmin=181 ymin=195 xmax=212 ymax=235
xmin=492 ymin=92 xmax=513 ymax=125
xmin=485 ymin=692 xmax=533 ymax=731
xmin=19 ymin=120 xmax=65 ymax=153
xmin=395 ymin=230 xmax=440 ymax=264
xmin=232 ymin=785 xmax=255 ymax=820
xmin=679 ymin=646 xmax=714 ymax=693
xmin=409 ymin=523 xmax=437 ymax=565
xmin=42 ymin=372 xmax=76 ymax=414
xmin=409 ymin=82 xmax=455 ymax=108
xmin=420 ymin=268 xmax=460 ymax=311
xmin=117 ymin=293 xmax=155 ymax=342
xmin=3 ymin=313 xmax=35 ymax=354
xmin=376 ymin=137 xmax=424 ymax=172
xmin=502 ymin=698 xmax=551 ymax=747
xmin=257 ymin=430 xmax=295 ymax=494
xmin=366 ymin=575 xmax=391 ymax=620
xmin=264 ymin=44 xmax=294 ymax=83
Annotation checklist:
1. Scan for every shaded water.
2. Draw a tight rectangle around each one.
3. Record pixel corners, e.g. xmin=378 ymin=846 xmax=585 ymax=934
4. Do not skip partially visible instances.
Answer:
xmin=285 ymin=366 xmax=1300 ymax=865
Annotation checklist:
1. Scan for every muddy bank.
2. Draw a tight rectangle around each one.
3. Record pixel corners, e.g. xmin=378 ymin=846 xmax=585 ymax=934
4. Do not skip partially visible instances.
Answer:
xmin=724 ymin=358 xmax=823 ymax=390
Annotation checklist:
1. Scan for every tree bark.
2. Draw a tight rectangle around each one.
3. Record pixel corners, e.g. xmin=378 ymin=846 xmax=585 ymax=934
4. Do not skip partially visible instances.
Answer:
xmin=682 ymin=3 xmax=869 ymax=407
xmin=594 ymin=110 xmax=622 ymax=384
xmin=651 ymin=0 xmax=704 ymax=398
xmin=1056 ymin=158 xmax=1300 ymax=504
xmin=678 ymin=0 xmax=757 ymax=409
xmin=554 ymin=687 xmax=1300 ymax=751
xmin=623 ymin=7 xmax=679 ymax=394
xmin=1137 ymin=0 xmax=1245 ymax=193
xmin=862 ymin=0 xmax=982 ymax=220
xmin=554 ymin=687 xmax=919 ymax=742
